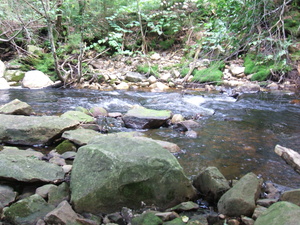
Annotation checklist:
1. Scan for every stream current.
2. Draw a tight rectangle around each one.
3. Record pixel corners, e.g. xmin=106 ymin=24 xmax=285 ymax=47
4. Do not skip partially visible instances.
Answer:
xmin=1 ymin=88 xmax=300 ymax=188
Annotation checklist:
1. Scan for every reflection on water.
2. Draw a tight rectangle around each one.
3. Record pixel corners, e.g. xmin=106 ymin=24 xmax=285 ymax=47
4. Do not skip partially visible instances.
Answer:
xmin=0 ymin=88 xmax=300 ymax=187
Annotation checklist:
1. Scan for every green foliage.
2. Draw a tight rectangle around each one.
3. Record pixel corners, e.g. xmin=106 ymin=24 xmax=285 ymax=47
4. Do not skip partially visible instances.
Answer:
xmin=19 ymin=52 xmax=55 ymax=76
xmin=192 ymin=62 xmax=224 ymax=84
xmin=136 ymin=64 xmax=159 ymax=77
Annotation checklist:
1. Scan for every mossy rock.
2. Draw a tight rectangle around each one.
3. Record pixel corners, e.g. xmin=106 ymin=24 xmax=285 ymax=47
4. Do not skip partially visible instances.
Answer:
xmin=192 ymin=68 xmax=223 ymax=84
xmin=55 ymin=140 xmax=77 ymax=154
xmin=131 ymin=212 xmax=163 ymax=225
xmin=61 ymin=111 xmax=95 ymax=123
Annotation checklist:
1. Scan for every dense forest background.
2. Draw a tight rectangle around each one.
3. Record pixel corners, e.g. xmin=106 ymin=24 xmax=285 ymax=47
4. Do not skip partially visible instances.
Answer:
xmin=0 ymin=0 xmax=300 ymax=87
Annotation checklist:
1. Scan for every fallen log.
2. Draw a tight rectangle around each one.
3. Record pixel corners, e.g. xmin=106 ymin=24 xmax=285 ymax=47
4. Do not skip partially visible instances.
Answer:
xmin=275 ymin=144 xmax=300 ymax=175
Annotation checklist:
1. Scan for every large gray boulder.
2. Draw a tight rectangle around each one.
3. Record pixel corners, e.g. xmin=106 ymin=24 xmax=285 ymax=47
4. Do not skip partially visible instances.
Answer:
xmin=217 ymin=172 xmax=262 ymax=217
xmin=193 ymin=167 xmax=230 ymax=203
xmin=70 ymin=136 xmax=196 ymax=214
xmin=3 ymin=194 xmax=55 ymax=225
xmin=0 ymin=99 xmax=33 ymax=115
xmin=0 ymin=114 xmax=79 ymax=145
xmin=22 ymin=70 xmax=54 ymax=89
xmin=0 ymin=154 xmax=65 ymax=183
xmin=123 ymin=106 xmax=172 ymax=129
xmin=254 ymin=201 xmax=300 ymax=225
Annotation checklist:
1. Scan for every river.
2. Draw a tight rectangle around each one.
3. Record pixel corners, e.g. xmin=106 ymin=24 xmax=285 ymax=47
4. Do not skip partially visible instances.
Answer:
xmin=0 ymin=88 xmax=300 ymax=188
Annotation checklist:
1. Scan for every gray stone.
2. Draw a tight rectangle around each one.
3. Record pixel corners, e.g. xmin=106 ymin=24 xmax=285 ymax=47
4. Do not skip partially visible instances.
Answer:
xmin=0 ymin=146 xmax=44 ymax=159
xmin=3 ymin=194 xmax=55 ymax=225
xmin=254 ymin=201 xmax=300 ymax=225
xmin=48 ymin=182 xmax=70 ymax=206
xmin=131 ymin=212 xmax=163 ymax=225
xmin=252 ymin=205 xmax=267 ymax=220
xmin=256 ymin=199 xmax=277 ymax=207
xmin=61 ymin=111 xmax=95 ymax=123
xmin=0 ymin=114 xmax=79 ymax=146
xmin=36 ymin=184 xmax=57 ymax=199
xmin=55 ymin=140 xmax=77 ymax=154
xmin=166 ymin=201 xmax=199 ymax=212
xmin=0 ymin=185 xmax=17 ymax=207
xmin=89 ymin=106 xmax=108 ymax=117
xmin=62 ymin=128 xmax=101 ymax=146
xmin=171 ymin=114 xmax=184 ymax=124
xmin=0 ymin=154 xmax=65 ymax=183
xmin=0 ymin=99 xmax=33 ymax=115
xmin=123 ymin=106 xmax=172 ymax=129
xmin=193 ymin=167 xmax=230 ymax=203
xmin=125 ymin=72 xmax=146 ymax=82
xmin=44 ymin=200 xmax=81 ymax=225
xmin=217 ymin=172 xmax=262 ymax=217
xmin=70 ymin=136 xmax=196 ymax=214
xmin=135 ymin=137 xmax=181 ymax=153
xmin=22 ymin=70 xmax=54 ymax=89
xmin=280 ymin=188 xmax=300 ymax=206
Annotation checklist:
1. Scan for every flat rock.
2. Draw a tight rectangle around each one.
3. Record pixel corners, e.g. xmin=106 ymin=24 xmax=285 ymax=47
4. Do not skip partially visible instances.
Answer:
xmin=61 ymin=111 xmax=95 ymax=123
xmin=123 ymin=106 xmax=172 ymax=129
xmin=62 ymin=128 xmax=101 ymax=146
xmin=0 ymin=146 xmax=44 ymax=159
xmin=0 ymin=99 xmax=33 ymax=115
xmin=0 ymin=154 xmax=65 ymax=183
xmin=0 ymin=114 xmax=79 ymax=146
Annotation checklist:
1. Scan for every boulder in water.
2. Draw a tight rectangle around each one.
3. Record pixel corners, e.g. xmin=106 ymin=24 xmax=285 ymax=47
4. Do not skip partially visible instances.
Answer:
xmin=0 ymin=99 xmax=33 ymax=115
xmin=22 ymin=70 xmax=54 ymax=89
xmin=123 ymin=106 xmax=172 ymax=129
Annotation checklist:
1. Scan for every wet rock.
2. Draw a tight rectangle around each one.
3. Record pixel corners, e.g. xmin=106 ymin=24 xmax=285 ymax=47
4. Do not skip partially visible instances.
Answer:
xmin=177 ymin=120 xmax=200 ymax=130
xmin=48 ymin=182 xmax=70 ymax=206
xmin=89 ymin=106 xmax=108 ymax=117
xmin=36 ymin=184 xmax=57 ymax=199
xmin=185 ymin=130 xmax=198 ymax=138
xmin=0 ymin=154 xmax=65 ymax=183
xmin=0 ymin=99 xmax=33 ymax=115
xmin=135 ymin=137 xmax=181 ymax=153
xmin=171 ymin=114 xmax=184 ymax=124
xmin=125 ymin=71 xmax=146 ymax=82
xmin=44 ymin=200 xmax=80 ymax=225
xmin=166 ymin=201 xmax=199 ymax=212
xmin=61 ymin=110 xmax=95 ymax=123
xmin=22 ymin=70 xmax=54 ymax=89
xmin=70 ymin=136 xmax=196 ymax=214
xmin=193 ymin=167 xmax=230 ymax=203
xmin=0 ymin=185 xmax=17 ymax=208
xmin=0 ymin=146 xmax=44 ymax=159
xmin=123 ymin=106 xmax=172 ymax=129
xmin=254 ymin=201 xmax=300 ymax=225
xmin=0 ymin=77 xmax=10 ymax=89
xmin=3 ymin=194 xmax=55 ymax=225
xmin=62 ymin=128 xmax=101 ymax=146
xmin=131 ymin=212 xmax=163 ymax=225
xmin=0 ymin=114 xmax=79 ymax=146
xmin=264 ymin=182 xmax=280 ymax=199
xmin=280 ymin=188 xmax=300 ymax=206
xmin=217 ymin=172 xmax=262 ymax=217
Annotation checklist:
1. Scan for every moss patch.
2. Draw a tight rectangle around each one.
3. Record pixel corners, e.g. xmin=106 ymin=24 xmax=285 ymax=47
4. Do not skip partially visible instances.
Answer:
xmin=192 ymin=62 xmax=224 ymax=84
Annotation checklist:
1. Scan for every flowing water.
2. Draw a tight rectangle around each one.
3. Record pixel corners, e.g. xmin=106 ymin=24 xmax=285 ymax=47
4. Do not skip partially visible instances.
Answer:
xmin=1 ymin=88 xmax=300 ymax=188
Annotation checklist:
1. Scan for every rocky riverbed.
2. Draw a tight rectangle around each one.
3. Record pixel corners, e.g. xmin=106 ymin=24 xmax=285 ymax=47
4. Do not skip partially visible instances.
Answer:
xmin=1 ymin=99 xmax=300 ymax=225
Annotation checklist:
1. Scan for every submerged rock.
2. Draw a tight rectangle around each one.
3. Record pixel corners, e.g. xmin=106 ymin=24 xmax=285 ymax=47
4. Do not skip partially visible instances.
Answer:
xmin=217 ymin=172 xmax=262 ymax=217
xmin=0 ymin=99 xmax=33 ymax=115
xmin=0 ymin=114 xmax=79 ymax=146
xmin=0 ymin=154 xmax=65 ymax=183
xmin=70 ymin=136 xmax=196 ymax=214
xmin=123 ymin=106 xmax=172 ymax=129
